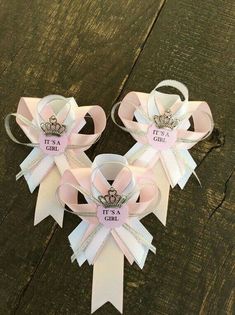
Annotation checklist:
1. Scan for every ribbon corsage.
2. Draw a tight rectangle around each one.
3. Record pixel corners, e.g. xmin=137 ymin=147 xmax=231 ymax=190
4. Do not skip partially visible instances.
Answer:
xmin=58 ymin=154 xmax=160 ymax=313
xmin=5 ymin=95 xmax=106 ymax=226
xmin=111 ymin=80 xmax=214 ymax=225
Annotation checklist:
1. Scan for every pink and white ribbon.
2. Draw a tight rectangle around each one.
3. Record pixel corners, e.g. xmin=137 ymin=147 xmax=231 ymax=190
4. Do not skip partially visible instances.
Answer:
xmin=5 ymin=95 xmax=106 ymax=226
xmin=58 ymin=154 xmax=160 ymax=313
xmin=112 ymin=80 xmax=214 ymax=225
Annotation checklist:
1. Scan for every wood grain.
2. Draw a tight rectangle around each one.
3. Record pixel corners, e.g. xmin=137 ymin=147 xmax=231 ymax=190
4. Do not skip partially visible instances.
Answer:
xmin=0 ymin=0 xmax=234 ymax=314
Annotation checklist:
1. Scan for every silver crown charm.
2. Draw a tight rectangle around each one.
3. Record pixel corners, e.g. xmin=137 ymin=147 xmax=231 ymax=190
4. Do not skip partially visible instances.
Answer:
xmin=98 ymin=187 xmax=127 ymax=208
xmin=40 ymin=115 xmax=66 ymax=137
xmin=153 ymin=110 xmax=179 ymax=130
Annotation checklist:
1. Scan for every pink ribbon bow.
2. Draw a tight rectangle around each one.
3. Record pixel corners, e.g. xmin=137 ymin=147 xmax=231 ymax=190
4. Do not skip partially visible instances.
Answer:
xmin=112 ymin=80 xmax=213 ymax=225
xmin=58 ymin=154 xmax=159 ymax=313
xmin=5 ymin=95 xmax=106 ymax=226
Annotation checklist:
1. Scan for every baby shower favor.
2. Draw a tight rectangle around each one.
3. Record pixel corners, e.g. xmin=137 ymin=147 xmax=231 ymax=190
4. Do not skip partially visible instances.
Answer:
xmin=5 ymin=95 xmax=106 ymax=226
xmin=112 ymin=80 xmax=213 ymax=226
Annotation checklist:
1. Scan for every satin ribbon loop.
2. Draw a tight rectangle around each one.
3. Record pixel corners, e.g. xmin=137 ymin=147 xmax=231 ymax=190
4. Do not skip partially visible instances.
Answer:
xmin=130 ymin=178 xmax=161 ymax=218
xmin=176 ymin=104 xmax=214 ymax=148
xmin=35 ymin=94 xmax=72 ymax=126
xmin=90 ymin=157 xmax=136 ymax=197
xmin=58 ymin=181 xmax=101 ymax=212
xmin=153 ymin=80 xmax=189 ymax=101
xmin=4 ymin=113 xmax=39 ymax=147
xmin=68 ymin=105 xmax=106 ymax=151
xmin=111 ymin=101 xmax=148 ymax=137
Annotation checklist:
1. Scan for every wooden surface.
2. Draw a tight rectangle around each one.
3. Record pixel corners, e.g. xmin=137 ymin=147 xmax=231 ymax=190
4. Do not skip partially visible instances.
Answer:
xmin=0 ymin=0 xmax=234 ymax=314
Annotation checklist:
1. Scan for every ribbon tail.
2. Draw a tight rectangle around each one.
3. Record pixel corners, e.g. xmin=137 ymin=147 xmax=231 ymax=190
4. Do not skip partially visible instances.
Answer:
xmin=152 ymin=160 xmax=170 ymax=226
xmin=92 ymin=236 xmax=124 ymax=313
xmin=34 ymin=166 xmax=64 ymax=227
xmin=126 ymin=144 xmax=170 ymax=225
xmin=176 ymin=149 xmax=197 ymax=189
xmin=125 ymin=142 xmax=147 ymax=165
xmin=68 ymin=221 xmax=90 ymax=266
xmin=65 ymin=150 xmax=92 ymax=168
xmin=115 ymin=218 xmax=154 ymax=269
xmin=75 ymin=151 xmax=92 ymax=166
xmin=160 ymin=149 xmax=183 ymax=188
xmin=19 ymin=148 xmax=53 ymax=193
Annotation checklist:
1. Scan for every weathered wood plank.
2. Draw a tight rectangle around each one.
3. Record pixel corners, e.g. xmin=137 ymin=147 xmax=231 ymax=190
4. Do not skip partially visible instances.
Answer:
xmin=12 ymin=0 xmax=235 ymax=314
xmin=0 ymin=0 xmax=165 ymax=314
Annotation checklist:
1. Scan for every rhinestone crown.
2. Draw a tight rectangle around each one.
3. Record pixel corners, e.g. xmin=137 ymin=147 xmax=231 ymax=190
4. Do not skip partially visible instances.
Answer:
xmin=153 ymin=110 xmax=179 ymax=130
xmin=40 ymin=115 xmax=66 ymax=137
xmin=98 ymin=187 xmax=127 ymax=208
